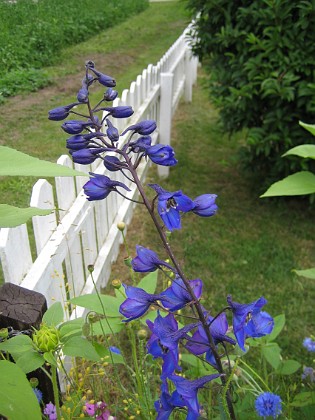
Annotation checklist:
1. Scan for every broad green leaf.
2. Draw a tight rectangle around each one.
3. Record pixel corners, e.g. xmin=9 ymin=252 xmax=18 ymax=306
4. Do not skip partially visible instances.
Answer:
xmin=89 ymin=318 xmax=124 ymax=335
xmin=14 ymin=350 xmax=45 ymax=373
xmin=260 ymin=171 xmax=315 ymax=197
xmin=42 ymin=301 xmax=64 ymax=326
xmin=0 ymin=360 xmax=42 ymax=420
xmin=71 ymin=294 xmax=122 ymax=317
xmin=137 ymin=271 xmax=158 ymax=294
xmin=276 ymin=359 xmax=301 ymax=375
xmin=299 ymin=121 xmax=315 ymax=136
xmin=62 ymin=336 xmax=101 ymax=361
xmin=266 ymin=314 xmax=285 ymax=342
xmin=293 ymin=268 xmax=315 ymax=279
xmin=59 ymin=317 xmax=85 ymax=340
xmin=283 ymin=144 xmax=315 ymax=160
xmin=290 ymin=391 xmax=315 ymax=407
xmin=0 ymin=204 xmax=52 ymax=227
xmin=0 ymin=145 xmax=87 ymax=177
xmin=43 ymin=351 xmax=58 ymax=368
xmin=262 ymin=342 xmax=282 ymax=369
xmin=0 ymin=334 xmax=33 ymax=355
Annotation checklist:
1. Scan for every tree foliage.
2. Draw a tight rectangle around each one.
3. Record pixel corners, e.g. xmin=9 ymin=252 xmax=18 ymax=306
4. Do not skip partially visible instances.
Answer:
xmin=187 ymin=0 xmax=315 ymax=184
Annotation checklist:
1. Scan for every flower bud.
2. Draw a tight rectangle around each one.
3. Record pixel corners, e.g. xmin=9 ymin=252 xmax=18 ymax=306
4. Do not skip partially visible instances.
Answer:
xmin=77 ymin=86 xmax=89 ymax=103
xmin=29 ymin=377 xmax=39 ymax=388
xmin=90 ymin=68 xmax=116 ymax=87
xmin=0 ymin=328 xmax=9 ymax=339
xmin=117 ymin=222 xmax=125 ymax=231
xmin=111 ymin=279 xmax=122 ymax=289
xmin=103 ymin=106 xmax=134 ymax=119
xmin=137 ymin=329 xmax=148 ymax=340
xmin=121 ymin=120 xmax=157 ymax=136
xmin=104 ymin=88 xmax=118 ymax=102
xmin=104 ymin=156 xmax=125 ymax=172
xmin=124 ymin=257 xmax=132 ymax=268
xmin=33 ymin=325 xmax=60 ymax=353
xmin=61 ymin=120 xmax=92 ymax=135
xmin=106 ymin=119 xmax=119 ymax=142
xmin=48 ymin=103 xmax=78 ymax=121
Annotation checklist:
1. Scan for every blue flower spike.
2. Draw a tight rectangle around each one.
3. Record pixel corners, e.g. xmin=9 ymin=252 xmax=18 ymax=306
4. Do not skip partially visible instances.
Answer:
xmin=227 ymin=295 xmax=274 ymax=351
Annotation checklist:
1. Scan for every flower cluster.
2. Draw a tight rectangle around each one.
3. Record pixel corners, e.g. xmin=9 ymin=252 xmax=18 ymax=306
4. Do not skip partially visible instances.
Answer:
xmin=50 ymin=63 xmax=276 ymax=419
xmin=255 ymin=392 xmax=282 ymax=419
xmin=303 ymin=337 xmax=315 ymax=352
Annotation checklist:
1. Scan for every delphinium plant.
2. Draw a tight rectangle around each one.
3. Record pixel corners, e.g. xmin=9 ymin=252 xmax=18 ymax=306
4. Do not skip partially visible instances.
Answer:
xmin=46 ymin=61 xmax=281 ymax=419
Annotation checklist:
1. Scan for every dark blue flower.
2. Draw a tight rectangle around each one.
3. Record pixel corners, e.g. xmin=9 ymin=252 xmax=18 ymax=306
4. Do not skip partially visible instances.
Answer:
xmin=159 ymin=276 xmax=203 ymax=312
xmin=103 ymin=106 xmax=134 ymax=118
xmin=131 ymin=245 xmax=175 ymax=273
xmin=83 ymin=172 xmax=130 ymax=201
xmin=227 ymin=295 xmax=274 ymax=351
xmin=66 ymin=132 xmax=102 ymax=151
xmin=48 ymin=103 xmax=79 ymax=121
xmin=303 ymin=337 xmax=315 ymax=352
xmin=61 ymin=119 xmax=94 ymax=135
xmin=146 ymin=144 xmax=177 ymax=166
xmin=192 ymin=194 xmax=218 ymax=217
xmin=103 ymin=156 xmax=127 ymax=172
xmin=109 ymin=346 xmax=121 ymax=355
xmin=154 ymin=383 xmax=187 ymax=420
xmin=119 ymin=284 xmax=162 ymax=322
xmin=148 ymin=184 xmax=195 ymax=231
xmin=255 ymin=392 xmax=282 ymax=418
xmin=121 ymin=120 xmax=157 ymax=136
xmin=186 ymin=312 xmax=236 ymax=368
xmin=70 ymin=148 xmax=105 ymax=164
xmin=90 ymin=68 xmax=116 ymax=87
xmin=106 ymin=119 xmax=119 ymax=142
xmin=129 ymin=136 xmax=152 ymax=152
xmin=147 ymin=312 xmax=197 ymax=379
xmin=77 ymin=85 xmax=89 ymax=103
xmin=104 ymin=88 xmax=118 ymax=101
xmin=169 ymin=373 xmax=221 ymax=416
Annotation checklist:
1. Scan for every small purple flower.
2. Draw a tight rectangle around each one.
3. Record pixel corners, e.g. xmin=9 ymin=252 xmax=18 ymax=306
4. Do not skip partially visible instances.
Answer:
xmin=301 ymin=366 xmax=315 ymax=382
xmin=89 ymin=68 xmax=116 ymax=87
xmin=148 ymin=184 xmax=195 ymax=231
xmin=159 ymin=276 xmax=203 ymax=311
xmin=83 ymin=173 xmax=130 ymax=201
xmin=77 ymin=85 xmax=89 ymax=103
xmin=146 ymin=144 xmax=177 ymax=166
xmin=66 ymin=132 xmax=103 ymax=151
xmin=70 ymin=147 xmax=106 ymax=164
xmin=103 ymin=106 xmax=134 ymax=118
xmin=119 ymin=284 xmax=162 ymax=322
xmin=44 ymin=402 xmax=57 ymax=420
xmin=105 ymin=119 xmax=119 ymax=142
xmin=109 ymin=346 xmax=121 ymax=355
xmin=255 ymin=392 xmax=282 ymax=418
xmin=192 ymin=194 xmax=218 ymax=217
xmin=227 ymin=295 xmax=274 ymax=352
xmin=303 ymin=337 xmax=315 ymax=352
xmin=131 ymin=245 xmax=175 ymax=273
xmin=48 ymin=102 xmax=79 ymax=121
xmin=169 ymin=373 xmax=221 ymax=416
xmin=85 ymin=402 xmax=97 ymax=416
xmin=61 ymin=119 xmax=94 ymax=135
xmin=104 ymin=88 xmax=118 ymax=101
xmin=121 ymin=120 xmax=157 ymax=136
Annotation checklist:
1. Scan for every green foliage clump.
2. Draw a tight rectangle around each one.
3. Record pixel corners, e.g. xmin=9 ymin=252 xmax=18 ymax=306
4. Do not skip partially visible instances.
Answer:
xmin=0 ymin=0 xmax=148 ymax=98
xmin=187 ymin=0 xmax=315 ymax=185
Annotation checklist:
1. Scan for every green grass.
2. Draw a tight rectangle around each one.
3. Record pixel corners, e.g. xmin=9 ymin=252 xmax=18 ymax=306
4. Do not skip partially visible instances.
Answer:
xmin=0 ymin=0 xmax=190 ymax=207
xmin=109 ymin=72 xmax=315 ymax=369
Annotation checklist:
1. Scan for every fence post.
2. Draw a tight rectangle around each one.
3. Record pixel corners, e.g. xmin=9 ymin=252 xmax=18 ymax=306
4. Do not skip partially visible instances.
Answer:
xmin=158 ymin=72 xmax=174 ymax=178
xmin=184 ymin=49 xmax=194 ymax=103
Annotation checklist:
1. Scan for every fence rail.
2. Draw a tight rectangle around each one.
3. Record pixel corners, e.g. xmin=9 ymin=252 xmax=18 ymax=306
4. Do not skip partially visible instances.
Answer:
xmin=0 ymin=25 xmax=198 ymax=317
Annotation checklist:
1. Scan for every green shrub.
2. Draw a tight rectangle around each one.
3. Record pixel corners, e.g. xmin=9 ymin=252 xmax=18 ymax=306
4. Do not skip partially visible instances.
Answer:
xmin=0 ymin=0 xmax=148 ymax=97
xmin=187 ymin=0 xmax=315 ymax=186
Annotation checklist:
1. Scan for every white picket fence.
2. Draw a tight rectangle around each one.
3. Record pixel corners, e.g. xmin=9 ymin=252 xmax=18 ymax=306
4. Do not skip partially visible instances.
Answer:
xmin=0 ymin=25 xmax=198 ymax=318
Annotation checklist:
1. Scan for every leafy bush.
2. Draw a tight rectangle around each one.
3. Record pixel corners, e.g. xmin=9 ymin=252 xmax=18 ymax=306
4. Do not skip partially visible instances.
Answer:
xmin=187 ymin=0 xmax=315 ymax=185
xmin=0 ymin=0 xmax=148 ymax=98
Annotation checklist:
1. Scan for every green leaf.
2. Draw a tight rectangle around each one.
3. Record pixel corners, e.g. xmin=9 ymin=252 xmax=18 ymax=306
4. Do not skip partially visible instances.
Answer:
xmin=62 ymin=336 xmax=101 ymax=362
xmin=276 ymin=359 xmax=301 ymax=375
xmin=71 ymin=294 xmax=122 ymax=317
xmin=299 ymin=121 xmax=315 ymax=137
xmin=290 ymin=391 xmax=315 ymax=407
xmin=43 ymin=351 xmax=58 ymax=368
xmin=260 ymin=171 xmax=315 ymax=197
xmin=0 ymin=145 xmax=87 ymax=177
xmin=0 ymin=360 xmax=42 ymax=420
xmin=89 ymin=318 xmax=124 ymax=335
xmin=59 ymin=318 xmax=85 ymax=340
xmin=0 ymin=204 xmax=52 ymax=228
xmin=137 ymin=271 xmax=158 ymax=294
xmin=0 ymin=335 xmax=33 ymax=356
xmin=266 ymin=314 xmax=285 ymax=342
xmin=293 ymin=267 xmax=315 ymax=279
xmin=42 ymin=301 xmax=64 ymax=326
xmin=262 ymin=342 xmax=282 ymax=369
xmin=14 ymin=351 xmax=45 ymax=373
xmin=283 ymin=144 xmax=315 ymax=160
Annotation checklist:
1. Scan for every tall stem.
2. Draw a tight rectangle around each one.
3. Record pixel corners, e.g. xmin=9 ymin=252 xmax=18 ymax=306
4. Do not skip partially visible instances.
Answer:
xmin=123 ymin=151 xmax=236 ymax=419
